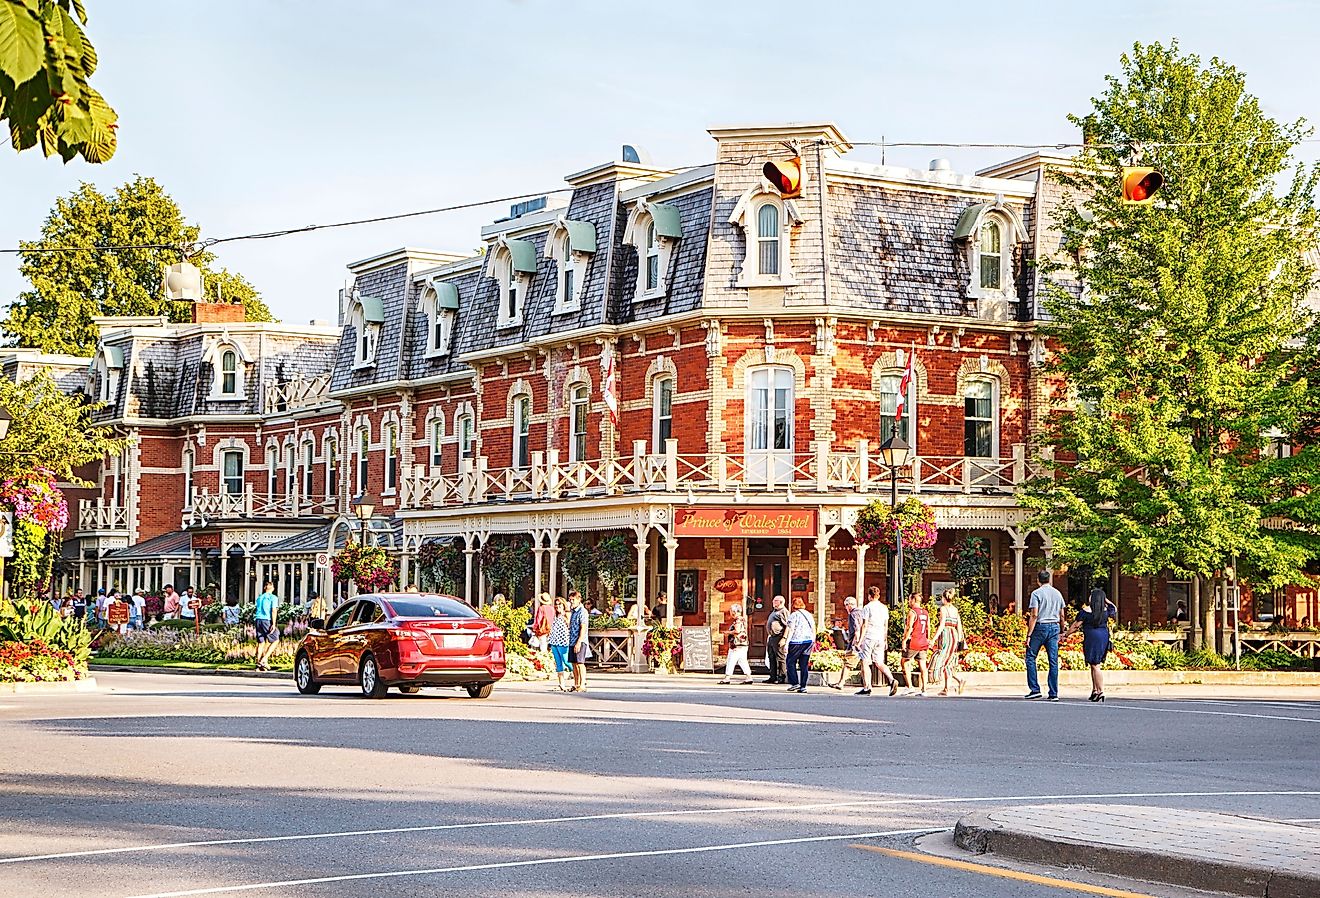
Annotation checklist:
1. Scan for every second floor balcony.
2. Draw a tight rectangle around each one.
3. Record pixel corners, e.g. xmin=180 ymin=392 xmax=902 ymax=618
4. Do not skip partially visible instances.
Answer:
xmin=401 ymin=440 xmax=1047 ymax=511
xmin=77 ymin=499 xmax=129 ymax=534
xmin=187 ymin=486 xmax=340 ymax=524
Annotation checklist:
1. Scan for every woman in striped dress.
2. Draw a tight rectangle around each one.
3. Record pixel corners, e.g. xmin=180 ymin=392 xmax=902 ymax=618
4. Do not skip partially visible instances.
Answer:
xmin=929 ymin=592 xmax=967 ymax=696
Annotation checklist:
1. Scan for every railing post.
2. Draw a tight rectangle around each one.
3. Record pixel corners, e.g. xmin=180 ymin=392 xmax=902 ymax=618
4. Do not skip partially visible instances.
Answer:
xmin=716 ymin=454 xmax=728 ymax=491
xmin=664 ymin=439 xmax=678 ymax=492
xmin=531 ymin=451 xmax=545 ymax=498
xmin=476 ymin=456 xmax=489 ymax=502
xmin=856 ymin=439 xmax=870 ymax=493
xmin=961 ymin=457 xmax=972 ymax=494
xmin=244 ymin=484 xmax=254 ymax=516
xmin=814 ymin=440 xmax=828 ymax=492
xmin=631 ymin=440 xmax=647 ymax=489
xmin=911 ymin=458 xmax=923 ymax=495
xmin=1012 ymin=443 xmax=1025 ymax=485
xmin=547 ymin=449 xmax=561 ymax=499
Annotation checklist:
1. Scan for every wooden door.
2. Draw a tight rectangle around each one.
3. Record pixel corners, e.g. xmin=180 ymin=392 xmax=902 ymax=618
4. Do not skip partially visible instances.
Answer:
xmin=746 ymin=542 xmax=788 ymax=664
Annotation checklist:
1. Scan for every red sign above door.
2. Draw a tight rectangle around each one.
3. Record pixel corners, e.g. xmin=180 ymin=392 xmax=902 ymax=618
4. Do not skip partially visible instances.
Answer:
xmin=674 ymin=508 xmax=817 ymax=538
xmin=191 ymin=533 xmax=221 ymax=551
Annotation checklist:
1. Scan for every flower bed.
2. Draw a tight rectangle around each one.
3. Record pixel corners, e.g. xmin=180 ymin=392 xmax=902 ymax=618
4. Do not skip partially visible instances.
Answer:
xmin=0 ymin=638 xmax=84 ymax=682
xmin=0 ymin=599 xmax=90 ymax=682
xmin=96 ymin=628 xmax=297 ymax=669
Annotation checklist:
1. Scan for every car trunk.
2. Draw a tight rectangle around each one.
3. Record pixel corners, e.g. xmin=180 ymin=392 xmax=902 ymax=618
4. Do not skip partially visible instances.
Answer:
xmin=395 ymin=618 xmax=493 ymax=656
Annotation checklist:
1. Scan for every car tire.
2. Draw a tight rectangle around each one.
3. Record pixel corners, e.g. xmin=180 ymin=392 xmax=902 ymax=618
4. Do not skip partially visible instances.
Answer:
xmin=359 ymin=654 xmax=388 ymax=699
xmin=465 ymin=683 xmax=494 ymax=699
xmin=294 ymin=652 xmax=321 ymax=695
xmin=398 ymin=685 xmax=421 ymax=694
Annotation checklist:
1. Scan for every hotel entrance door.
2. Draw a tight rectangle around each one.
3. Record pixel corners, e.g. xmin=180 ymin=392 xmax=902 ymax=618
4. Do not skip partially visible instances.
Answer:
xmin=746 ymin=539 xmax=788 ymax=664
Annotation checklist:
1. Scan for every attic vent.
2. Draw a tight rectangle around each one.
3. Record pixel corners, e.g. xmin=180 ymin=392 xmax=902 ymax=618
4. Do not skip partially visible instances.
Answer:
xmin=509 ymin=196 xmax=548 ymax=219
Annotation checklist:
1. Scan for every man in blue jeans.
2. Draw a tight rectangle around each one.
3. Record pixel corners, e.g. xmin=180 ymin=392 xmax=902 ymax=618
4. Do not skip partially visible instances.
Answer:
xmin=1025 ymin=570 xmax=1064 ymax=701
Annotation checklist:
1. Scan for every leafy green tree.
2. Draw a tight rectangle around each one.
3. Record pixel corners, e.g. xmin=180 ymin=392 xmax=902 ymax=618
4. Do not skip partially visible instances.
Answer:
xmin=6 ymin=176 xmax=274 ymax=354
xmin=0 ymin=0 xmax=117 ymax=162
xmin=1023 ymin=42 xmax=1320 ymax=645
xmin=0 ymin=370 xmax=128 ymax=483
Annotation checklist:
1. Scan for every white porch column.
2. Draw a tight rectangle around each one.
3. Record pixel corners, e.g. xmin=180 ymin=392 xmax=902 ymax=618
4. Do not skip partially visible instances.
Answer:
xmin=664 ymin=537 xmax=678 ymax=628
xmin=532 ymin=541 xmax=544 ymax=597
xmin=631 ymin=523 xmax=651 ymax=673
xmin=1009 ymin=527 xmax=1027 ymax=613
xmin=399 ymin=552 xmax=411 ymax=590
xmin=547 ymin=545 xmax=560 ymax=599
xmin=219 ymin=554 xmax=228 ymax=604
xmin=853 ymin=542 xmax=868 ymax=605
xmin=815 ymin=538 xmax=829 ymax=628
xmin=463 ymin=541 xmax=477 ymax=605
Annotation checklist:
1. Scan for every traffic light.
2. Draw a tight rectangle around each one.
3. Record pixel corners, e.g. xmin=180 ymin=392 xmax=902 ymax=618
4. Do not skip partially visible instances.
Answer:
xmin=763 ymin=156 xmax=802 ymax=198
xmin=1120 ymin=167 xmax=1164 ymax=205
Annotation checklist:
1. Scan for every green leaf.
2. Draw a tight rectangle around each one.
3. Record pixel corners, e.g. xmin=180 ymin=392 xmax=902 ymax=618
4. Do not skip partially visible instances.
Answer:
xmin=0 ymin=0 xmax=44 ymax=83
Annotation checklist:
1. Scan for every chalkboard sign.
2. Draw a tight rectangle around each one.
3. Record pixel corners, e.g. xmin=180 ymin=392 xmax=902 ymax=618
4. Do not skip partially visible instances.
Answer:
xmin=681 ymin=626 xmax=713 ymax=672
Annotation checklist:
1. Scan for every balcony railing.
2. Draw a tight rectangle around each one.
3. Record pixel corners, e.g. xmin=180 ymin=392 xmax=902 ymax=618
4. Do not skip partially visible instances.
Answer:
xmin=264 ymin=373 xmax=332 ymax=413
xmin=401 ymin=440 xmax=1049 ymax=510
xmin=187 ymin=486 xmax=340 ymax=523
xmin=77 ymin=499 xmax=129 ymax=532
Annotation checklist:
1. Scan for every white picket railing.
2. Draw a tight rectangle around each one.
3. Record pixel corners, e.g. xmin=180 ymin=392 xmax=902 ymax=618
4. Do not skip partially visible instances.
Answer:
xmin=78 ymin=499 xmax=129 ymax=531
xmin=187 ymin=486 xmax=339 ymax=523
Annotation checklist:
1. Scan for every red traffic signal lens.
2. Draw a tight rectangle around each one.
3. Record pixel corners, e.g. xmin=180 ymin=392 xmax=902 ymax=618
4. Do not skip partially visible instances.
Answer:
xmin=763 ymin=157 xmax=802 ymax=197
xmin=1121 ymin=167 xmax=1164 ymax=204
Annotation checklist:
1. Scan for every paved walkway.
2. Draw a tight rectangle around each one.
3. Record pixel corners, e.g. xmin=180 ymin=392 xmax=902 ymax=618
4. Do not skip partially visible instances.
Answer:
xmin=955 ymin=803 xmax=1320 ymax=897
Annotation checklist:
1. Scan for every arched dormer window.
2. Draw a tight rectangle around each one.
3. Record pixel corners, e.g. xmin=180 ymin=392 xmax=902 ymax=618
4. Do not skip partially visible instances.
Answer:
xmin=90 ymin=344 xmax=125 ymax=404
xmin=487 ymin=236 xmax=537 ymax=329
xmin=954 ymin=195 xmax=1024 ymax=318
xmin=546 ymin=217 xmax=596 ymax=315
xmin=419 ymin=280 xmax=459 ymax=358
xmin=202 ymin=335 xmax=252 ymax=400
xmin=345 ymin=290 xmax=384 ymax=368
xmin=729 ymin=186 xmax=801 ymax=288
xmin=623 ymin=200 xmax=682 ymax=301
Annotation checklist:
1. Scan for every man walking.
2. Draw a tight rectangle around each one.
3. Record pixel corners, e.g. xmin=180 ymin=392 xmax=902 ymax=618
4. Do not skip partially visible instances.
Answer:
xmin=253 ymin=581 xmax=280 ymax=671
xmin=855 ymin=586 xmax=898 ymax=696
xmin=764 ymin=595 xmax=789 ymax=684
xmin=71 ymin=588 xmax=87 ymax=624
xmin=568 ymin=589 xmax=590 ymax=693
xmin=1025 ymin=570 xmax=1064 ymax=701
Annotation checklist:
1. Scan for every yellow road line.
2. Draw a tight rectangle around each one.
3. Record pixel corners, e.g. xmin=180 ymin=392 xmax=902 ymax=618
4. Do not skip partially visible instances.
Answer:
xmin=854 ymin=845 xmax=1159 ymax=898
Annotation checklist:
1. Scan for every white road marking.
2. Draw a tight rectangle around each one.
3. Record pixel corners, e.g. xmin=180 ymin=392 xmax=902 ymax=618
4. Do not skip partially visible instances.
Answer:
xmin=3 ymin=789 xmax=1317 ymax=865
xmin=120 ymin=827 xmax=947 ymax=898
xmin=1102 ymin=702 xmax=1320 ymax=723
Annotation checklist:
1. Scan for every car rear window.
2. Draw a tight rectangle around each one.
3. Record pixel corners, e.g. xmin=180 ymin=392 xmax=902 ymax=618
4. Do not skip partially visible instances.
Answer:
xmin=387 ymin=598 xmax=480 ymax=619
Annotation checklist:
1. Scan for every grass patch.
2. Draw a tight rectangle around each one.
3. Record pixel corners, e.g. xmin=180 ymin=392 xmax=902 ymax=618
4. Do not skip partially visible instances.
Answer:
xmin=92 ymin=656 xmax=291 ymax=672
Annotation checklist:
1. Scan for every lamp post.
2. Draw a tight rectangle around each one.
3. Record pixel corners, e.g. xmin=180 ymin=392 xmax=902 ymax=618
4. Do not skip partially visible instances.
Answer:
xmin=878 ymin=432 xmax=911 ymax=608
xmin=351 ymin=494 xmax=374 ymax=541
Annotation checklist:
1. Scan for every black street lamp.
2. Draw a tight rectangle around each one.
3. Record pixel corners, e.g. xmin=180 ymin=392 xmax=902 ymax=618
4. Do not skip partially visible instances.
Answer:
xmin=878 ymin=431 xmax=911 ymax=608
xmin=351 ymin=493 xmax=374 ymax=539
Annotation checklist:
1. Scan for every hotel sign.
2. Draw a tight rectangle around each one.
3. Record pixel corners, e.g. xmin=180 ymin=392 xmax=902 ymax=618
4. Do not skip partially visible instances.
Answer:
xmin=674 ymin=508 xmax=817 ymax=538
xmin=190 ymin=533 xmax=221 ymax=551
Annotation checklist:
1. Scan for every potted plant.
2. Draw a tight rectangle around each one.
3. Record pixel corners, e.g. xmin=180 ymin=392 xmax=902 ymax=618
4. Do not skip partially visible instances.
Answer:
xmin=642 ymin=624 xmax=682 ymax=674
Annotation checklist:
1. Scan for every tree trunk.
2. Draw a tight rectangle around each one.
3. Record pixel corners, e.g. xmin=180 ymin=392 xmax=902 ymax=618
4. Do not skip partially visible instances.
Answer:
xmin=1189 ymin=576 xmax=1202 ymax=651
xmin=1202 ymin=575 xmax=1217 ymax=656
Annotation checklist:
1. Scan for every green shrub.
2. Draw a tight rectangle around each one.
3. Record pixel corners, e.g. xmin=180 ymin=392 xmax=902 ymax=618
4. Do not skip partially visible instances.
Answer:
xmin=963 ymin=651 xmax=995 ymax=672
xmin=1060 ymin=650 xmax=1087 ymax=671
xmin=886 ymin=650 xmax=902 ymax=671
xmin=1185 ymin=648 xmax=1230 ymax=670
xmin=482 ymin=598 xmax=531 ymax=657
xmin=1240 ymin=649 xmax=1307 ymax=670
xmin=0 ymin=599 xmax=91 ymax=667
xmin=993 ymin=651 xmax=1026 ymax=671
xmin=1140 ymin=643 xmax=1188 ymax=670
xmin=810 ymin=649 xmax=844 ymax=672
xmin=1126 ymin=653 xmax=1156 ymax=670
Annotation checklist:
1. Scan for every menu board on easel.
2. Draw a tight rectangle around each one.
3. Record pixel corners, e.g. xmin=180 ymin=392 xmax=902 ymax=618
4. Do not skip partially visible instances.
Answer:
xmin=681 ymin=626 xmax=713 ymax=672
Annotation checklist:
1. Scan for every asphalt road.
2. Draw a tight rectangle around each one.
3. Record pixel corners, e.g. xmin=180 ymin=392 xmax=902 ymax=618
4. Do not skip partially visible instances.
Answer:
xmin=2 ymin=672 xmax=1319 ymax=898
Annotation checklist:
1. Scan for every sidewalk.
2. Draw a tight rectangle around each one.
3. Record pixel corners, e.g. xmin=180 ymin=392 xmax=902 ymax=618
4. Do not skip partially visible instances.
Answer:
xmin=954 ymin=803 xmax=1320 ymax=898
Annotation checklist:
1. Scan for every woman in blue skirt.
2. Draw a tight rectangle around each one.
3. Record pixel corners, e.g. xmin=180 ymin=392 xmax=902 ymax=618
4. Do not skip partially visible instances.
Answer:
xmin=1065 ymin=586 xmax=1117 ymax=702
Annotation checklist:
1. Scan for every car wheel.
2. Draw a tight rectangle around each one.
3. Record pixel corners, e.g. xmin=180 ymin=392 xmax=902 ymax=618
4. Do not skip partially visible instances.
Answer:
xmin=398 ymin=685 xmax=421 ymax=694
xmin=359 ymin=654 xmax=388 ymax=699
xmin=465 ymin=683 xmax=494 ymax=699
xmin=294 ymin=652 xmax=321 ymax=695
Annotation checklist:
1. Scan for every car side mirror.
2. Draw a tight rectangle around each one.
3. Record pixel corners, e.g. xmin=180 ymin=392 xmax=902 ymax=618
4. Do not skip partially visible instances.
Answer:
xmin=309 ymin=618 xmax=325 ymax=630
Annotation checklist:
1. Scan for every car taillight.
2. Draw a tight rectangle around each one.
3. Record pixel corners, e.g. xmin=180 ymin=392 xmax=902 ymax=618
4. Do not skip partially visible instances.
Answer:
xmin=480 ymin=627 xmax=504 ymax=641
xmin=389 ymin=628 xmax=431 ymax=641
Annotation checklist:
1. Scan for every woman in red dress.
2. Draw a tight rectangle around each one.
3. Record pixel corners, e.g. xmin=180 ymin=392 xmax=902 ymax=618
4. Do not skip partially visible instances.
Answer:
xmin=901 ymin=593 xmax=931 ymax=695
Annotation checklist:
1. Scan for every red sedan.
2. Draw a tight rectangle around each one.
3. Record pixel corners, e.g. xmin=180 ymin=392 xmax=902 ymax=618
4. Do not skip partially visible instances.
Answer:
xmin=294 ymin=593 xmax=505 ymax=698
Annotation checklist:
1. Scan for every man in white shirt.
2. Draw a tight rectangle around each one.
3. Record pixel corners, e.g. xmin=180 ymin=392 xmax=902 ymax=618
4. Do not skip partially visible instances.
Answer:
xmin=178 ymin=585 xmax=196 ymax=620
xmin=854 ymin=585 xmax=897 ymax=696
xmin=93 ymin=589 xmax=108 ymax=626
xmin=1025 ymin=570 xmax=1065 ymax=701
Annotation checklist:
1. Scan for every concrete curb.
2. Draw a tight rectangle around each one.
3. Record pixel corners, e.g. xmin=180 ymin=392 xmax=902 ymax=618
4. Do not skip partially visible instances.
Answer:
xmin=90 ymin=663 xmax=290 ymax=680
xmin=953 ymin=810 xmax=1318 ymax=898
xmin=0 ymin=677 xmax=98 ymax=695
xmin=964 ymin=669 xmax=1320 ymax=687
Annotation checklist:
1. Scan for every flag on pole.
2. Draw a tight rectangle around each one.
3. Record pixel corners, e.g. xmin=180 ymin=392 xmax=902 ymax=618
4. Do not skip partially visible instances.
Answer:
xmin=894 ymin=346 xmax=915 ymax=427
xmin=601 ymin=343 xmax=620 ymax=430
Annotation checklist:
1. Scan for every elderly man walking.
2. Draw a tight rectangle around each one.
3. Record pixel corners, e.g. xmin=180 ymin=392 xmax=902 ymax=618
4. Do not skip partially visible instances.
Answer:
xmin=1025 ymin=570 xmax=1064 ymax=701
xmin=763 ymin=596 xmax=789 ymax=684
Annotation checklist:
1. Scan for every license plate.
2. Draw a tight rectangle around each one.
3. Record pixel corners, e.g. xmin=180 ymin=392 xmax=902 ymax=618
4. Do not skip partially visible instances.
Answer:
xmin=441 ymin=634 xmax=474 ymax=649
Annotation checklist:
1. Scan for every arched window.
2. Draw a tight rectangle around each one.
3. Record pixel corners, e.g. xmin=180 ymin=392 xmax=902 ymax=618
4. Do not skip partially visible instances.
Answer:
xmin=979 ymin=221 xmax=1002 ymax=290
xmin=266 ymin=443 xmax=279 ymax=494
xmin=757 ymin=203 xmax=780 ymax=276
xmin=303 ymin=440 xmax=315 ymax=495
xmin=653 ymin=376 xmax=674 ymax=449
xmin=963 ymin=379 xmax=998 ymax=458
xmin=569 ymin=384 xmax=589 ymax=462
xmin=220 ymin=351 xmax=238 ymax=395
xmin=430 ymin=419 xmax=444 ymax=468
xmin=746 ymin=367 xmax=795 ymax=484
xmin=645 ymin=221 xmax=660 ymax=292
xmin=356 ymin=427 xmax=370 ymax=493
xmin=513 ymin=396 xmax=532 ymax=469
xmin=182 ymin=447 xmax=195 ymax=509
xmin=878 ymin=373 xmax=914 ymax=448
xmin=221 ymin=450 xmax=244 ymax=496
xmin=325 ymin=438 xmax=339 ymax=498
xmin=384 ymin=423 xmax=398 ymax=493
xmin=457 ymin=413 xmax=475 ymax=469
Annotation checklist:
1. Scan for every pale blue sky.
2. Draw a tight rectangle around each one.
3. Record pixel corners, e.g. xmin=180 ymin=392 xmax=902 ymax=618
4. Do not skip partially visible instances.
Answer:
xmin=2 ymin=0 xmax=1317 ymax=328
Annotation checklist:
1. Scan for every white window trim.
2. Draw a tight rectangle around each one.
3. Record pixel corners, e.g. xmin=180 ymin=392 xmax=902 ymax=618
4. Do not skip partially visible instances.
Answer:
xmin=456 ymin=409 xmax=475 ymax=471
xmin=877 ymin=370 xmax=918 ymax=457
xmin=652 ymin=375 xmax=675 ymax=452
xmin=382 ymin=422 xmax=398 ymax=495
xmin=345 ymin=291 xmax=380 ymax=369
xmin=744 ymin=366 xmax=796 ymax=456
xmin=729 ymin=187 xmax=802 ymax=288
xmin=220 ymin=449 xmax=246 ymax=496
xmin=265 ymin=441 xmax=280 ymax=495
xmin=963 ymin=376 xmax=1000 ymax=459
xmin=419 ymin=282 xmax=457 ymax=358
xmin=546 ymin=228 xmax=588 ymax=315
xmin=567 ymin=383 xmax=590 ymax=463
xmin=202 ymin=336 xmax=252 ymax=401
xmin=302 ymin=440 xmax=315 ymax=496
xmin=182 ymin=447 xmax=195 ymax=509
xmin=623 ymin=201 xmax=678 ymax=301
xmin=488 ymin=238 xmax=531 ymax=330
xmin=324 ymin=436 xmax=339 ymax=499
xmin=429 ymin=417 xmax=445 ymax=469
xmin=356 ymin=426 xmax=371 ymax=494
xmin=511 ymin=393 xmax=532 ymax=470
xmin=960 ymin=199 xmax=1023 ymax=311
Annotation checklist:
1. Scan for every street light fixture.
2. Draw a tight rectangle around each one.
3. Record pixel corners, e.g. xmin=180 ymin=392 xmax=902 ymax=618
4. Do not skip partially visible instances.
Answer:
xmin=352 ymin=493 xmax=374 ymax=523
xmin=878 ymin=432 xmax=911 ymax=608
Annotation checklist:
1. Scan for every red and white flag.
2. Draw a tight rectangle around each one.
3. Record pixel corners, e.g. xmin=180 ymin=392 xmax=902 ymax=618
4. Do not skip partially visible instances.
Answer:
xmin=894 ymin=346 xmax=915 ymax=425
xmin=601 ymin=343 xmax=619 ymax=430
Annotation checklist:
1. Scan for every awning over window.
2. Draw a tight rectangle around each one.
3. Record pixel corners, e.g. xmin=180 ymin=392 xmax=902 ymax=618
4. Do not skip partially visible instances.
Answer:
xmin=562 ymin=219 xmax=597 ymax=254
xmin=434 ymin=282 xmax=460 ymax=310
xmin=103 ymin=345 xmax=125 ymax=369
xmin=357 ymin=294 xmax=385 ymax=323
xmin=954 ymin=203 xmax=992 ymax=241
xmin=505 ymin=238 xmax=538 ymax=274
xmin=650 ymin=202 xmax=682 ymax=239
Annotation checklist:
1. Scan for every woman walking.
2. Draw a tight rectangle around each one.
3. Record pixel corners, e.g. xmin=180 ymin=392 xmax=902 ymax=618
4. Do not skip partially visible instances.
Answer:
xmin=1064 ymin=586 xmax=1117 ymax=702
xmin=901 ymin=593 xmax=931 ymax=695
xmin=719 ymin=603 xmax=754 ymax=684
xmin=547 ymin=597 xmax=573 ymax=691
xmin=929 ymin=592 xmax=967 ymax=696
xmin=784 ymin=598 xmax=816 ymax=693
xmin=532 ymin=592 xmax=555 ymax=653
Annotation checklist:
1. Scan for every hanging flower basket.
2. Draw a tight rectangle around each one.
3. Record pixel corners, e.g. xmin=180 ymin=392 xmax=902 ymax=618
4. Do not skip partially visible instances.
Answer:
xmin=854 ymin=497 xmax=938 ymax=552
xmin=331 ymin=541 xmax=396 ymax=593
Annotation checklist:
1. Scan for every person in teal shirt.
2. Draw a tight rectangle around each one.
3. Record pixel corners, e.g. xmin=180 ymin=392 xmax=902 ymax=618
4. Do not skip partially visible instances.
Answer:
xmin=253 ymin=582 xmax=280 ymax=671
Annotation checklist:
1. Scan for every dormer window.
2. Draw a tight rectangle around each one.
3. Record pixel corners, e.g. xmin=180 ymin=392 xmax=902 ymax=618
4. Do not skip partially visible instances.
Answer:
xmin=91 ymin=344 xmax=124 ymax=403
xmin=624 ymin=200 xmax=682 ymax=301
xmin=420 ymin=281 xmax=459 ymax=357
xmin=954 ymin=197 xmax=1023 ymax=319
xmin=546 ymin=217 xmax=596 ymax=315
xmin=488 ymin=237 xmax=537 ymax=329
xmin=203 ymin=337 xmax=251 ymax=400
xmin=730 ymin=187 xmax=800 ymax=288
xmin=347 ymin=291 xmax=384 ymax=368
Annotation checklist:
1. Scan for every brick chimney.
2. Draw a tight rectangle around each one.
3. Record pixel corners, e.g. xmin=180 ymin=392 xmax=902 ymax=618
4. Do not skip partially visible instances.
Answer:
xmin=190 ymin=302 xmax=245 ymax=324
